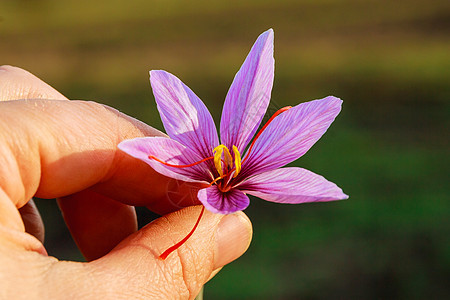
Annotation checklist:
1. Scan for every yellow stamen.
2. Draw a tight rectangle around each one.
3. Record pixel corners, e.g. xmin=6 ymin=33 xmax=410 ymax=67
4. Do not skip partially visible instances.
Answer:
xmin=213 ymin=145 xmax=233 ymax=176
xmin=232 ymin=145 xmax=242 ymax=177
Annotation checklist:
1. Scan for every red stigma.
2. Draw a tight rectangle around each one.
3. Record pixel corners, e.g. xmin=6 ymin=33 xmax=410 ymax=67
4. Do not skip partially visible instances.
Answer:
xmin=149 ymin=155 xmax=214 ymax=168
xmin=243 ymin=106 xmax=291 ymax=162
xmin=159 ymin=206 xmax=205 ymax=260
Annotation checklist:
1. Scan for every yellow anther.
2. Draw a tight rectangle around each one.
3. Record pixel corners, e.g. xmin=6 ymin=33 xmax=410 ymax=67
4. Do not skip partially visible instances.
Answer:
xmin=213 ymin=145 xmax=233 ymax=176
xmin=232 ymin=145 xmax=242 ymax=177
xmin=213 ymin=146 xmax=224 ymax=176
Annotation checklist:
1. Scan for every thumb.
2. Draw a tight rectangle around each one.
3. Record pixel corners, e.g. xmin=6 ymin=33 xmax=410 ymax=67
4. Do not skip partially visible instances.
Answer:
xmin=84 ymin=206 xmax=252 ymax=299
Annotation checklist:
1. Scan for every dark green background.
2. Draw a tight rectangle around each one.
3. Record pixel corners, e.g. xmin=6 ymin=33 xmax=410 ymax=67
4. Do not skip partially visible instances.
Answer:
xmin=1 ymin=0 xmax=448 ymax=298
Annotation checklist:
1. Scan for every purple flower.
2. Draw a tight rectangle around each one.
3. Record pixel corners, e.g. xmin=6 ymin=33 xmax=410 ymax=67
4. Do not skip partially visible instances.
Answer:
xmin=119 ymin=29 xmax=348 ymax=215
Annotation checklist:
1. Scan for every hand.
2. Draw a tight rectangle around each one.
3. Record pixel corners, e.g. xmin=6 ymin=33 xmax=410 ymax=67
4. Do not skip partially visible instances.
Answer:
xmin=0 ymin=66 xmax=252 ymax=299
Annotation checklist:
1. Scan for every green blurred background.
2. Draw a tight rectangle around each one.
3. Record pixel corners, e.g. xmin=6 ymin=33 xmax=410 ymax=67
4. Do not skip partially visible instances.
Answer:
xmin=1 ymin=0 xmax=449 ymax=298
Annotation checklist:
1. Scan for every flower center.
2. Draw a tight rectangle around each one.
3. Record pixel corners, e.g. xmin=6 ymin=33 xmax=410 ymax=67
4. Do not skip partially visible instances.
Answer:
xmin=213 ymin=144 xmax=242 ymax=178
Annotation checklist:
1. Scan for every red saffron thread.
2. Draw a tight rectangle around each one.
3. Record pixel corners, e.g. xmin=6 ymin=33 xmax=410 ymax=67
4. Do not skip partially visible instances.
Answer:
xmin=243 ymin=106 xmax=292 ymax=162
xmin=159 ymin=206 xmax=206 ymax=260
xmin=149 ymin=155 xmax=214 ymax=168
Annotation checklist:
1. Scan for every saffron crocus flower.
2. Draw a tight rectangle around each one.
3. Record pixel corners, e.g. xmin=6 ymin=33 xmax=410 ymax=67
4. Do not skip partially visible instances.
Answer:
xmin=118 ymin=29 xmax=348 ymax=216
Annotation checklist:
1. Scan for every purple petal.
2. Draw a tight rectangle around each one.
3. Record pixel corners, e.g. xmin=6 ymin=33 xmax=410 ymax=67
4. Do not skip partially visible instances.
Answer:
xmin=150 ymin=70 xmax=219 ymax=159
xmin=118 ymin=137 xmax=211 ymax=183
xmin=198 ymin=185 xmax=250 ymax=214
xmin=220 ymin=29 xmax=274 ymax=153
xmin=239 ymin=167 xmax=348 ymax=204
xmin=241 ymin=96 xmax=343 ymax=177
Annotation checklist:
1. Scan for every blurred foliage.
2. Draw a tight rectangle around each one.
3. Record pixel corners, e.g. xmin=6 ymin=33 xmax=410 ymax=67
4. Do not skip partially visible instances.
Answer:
xmin=1 ymin=0 xmax=449 ymax=299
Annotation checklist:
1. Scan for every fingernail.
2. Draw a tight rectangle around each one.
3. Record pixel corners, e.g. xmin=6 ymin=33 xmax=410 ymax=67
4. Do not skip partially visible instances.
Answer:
xmin=214 ymin=212 xmax=252 ymax=269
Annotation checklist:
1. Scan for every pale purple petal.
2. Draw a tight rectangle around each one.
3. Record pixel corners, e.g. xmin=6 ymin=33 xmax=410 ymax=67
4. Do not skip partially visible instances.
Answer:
xmin=198 ymin=185 xmax=250 ymax=214
xmin=118 ymin=137 xmax=211 ymax=183
xmin=239 ymin=167 xmax=348 ymax=203
xmin=241 ymin=96 xmax=343 ymax=177
xmin=220 ymin=29 xmax=274 ymax=153
xmin=150 ymin=70 xmax=219 ymax=159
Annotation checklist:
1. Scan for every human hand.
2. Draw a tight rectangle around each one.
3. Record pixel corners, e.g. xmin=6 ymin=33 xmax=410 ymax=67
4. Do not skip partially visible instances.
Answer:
xmin=0 ymin=66 xmax=252 ymax=299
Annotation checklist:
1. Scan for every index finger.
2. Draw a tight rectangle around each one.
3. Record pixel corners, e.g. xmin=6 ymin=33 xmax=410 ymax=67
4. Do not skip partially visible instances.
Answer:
xmin=1 ymin=98 xmax=199 ymax=211
xmin=0 ymin=70 xmax=199 ymax=214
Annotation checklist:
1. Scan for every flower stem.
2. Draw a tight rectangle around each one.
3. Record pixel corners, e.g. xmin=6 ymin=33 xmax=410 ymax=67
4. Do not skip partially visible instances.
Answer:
xmin=194 ymin=287 xmax=204 ymax=300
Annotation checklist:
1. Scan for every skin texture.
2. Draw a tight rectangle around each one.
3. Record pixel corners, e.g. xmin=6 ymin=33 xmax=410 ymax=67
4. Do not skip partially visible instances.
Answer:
xmin=0 ymin=66 xmax=252 ymax=299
